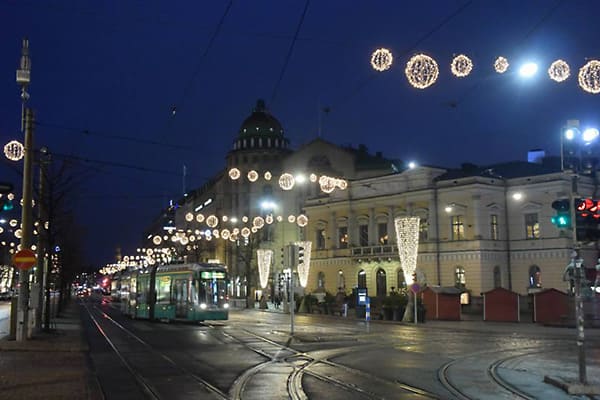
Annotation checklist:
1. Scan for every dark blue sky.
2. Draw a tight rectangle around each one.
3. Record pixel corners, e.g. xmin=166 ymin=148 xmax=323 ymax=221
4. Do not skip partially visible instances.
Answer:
xmin=1 ymin=1 xmax=599 ymax=267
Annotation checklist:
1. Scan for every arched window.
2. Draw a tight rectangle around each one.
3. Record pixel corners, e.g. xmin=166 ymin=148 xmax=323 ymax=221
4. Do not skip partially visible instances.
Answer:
xmin=317 ymin=272 xmax=325 ymax=289
xmin=357 ymin=269 xmax=366 ymax=288
xmin=376 ymin=269 xmax=387 ymax=297
xmin=337 ymin=270 xmax=345 ymax=291
xmin=493 ymin=266 xmax=501 ymax=288
xmin=396 ymin=269 xmax=407 ymax=291
xmin=528 ymin=265 xmax=542 ymax=288
xmin=455 ymin=266 xmax=466 ymax=289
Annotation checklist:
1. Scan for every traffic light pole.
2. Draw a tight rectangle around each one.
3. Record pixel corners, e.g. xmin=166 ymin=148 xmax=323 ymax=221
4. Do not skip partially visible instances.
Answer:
xmin=570 ymin=174 xmax=587 ymax=385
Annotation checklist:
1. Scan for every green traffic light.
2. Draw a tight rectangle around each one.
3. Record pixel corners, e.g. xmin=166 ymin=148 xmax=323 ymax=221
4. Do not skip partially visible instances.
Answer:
xmin=551 ymin=214 xmax=571 ymax=228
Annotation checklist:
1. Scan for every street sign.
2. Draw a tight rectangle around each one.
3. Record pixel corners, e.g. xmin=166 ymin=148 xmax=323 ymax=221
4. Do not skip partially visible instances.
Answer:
xmin=410 ymin=282 xmax=421 ymax=294
xmin=12 ymin=248 xmax=36 ymax=270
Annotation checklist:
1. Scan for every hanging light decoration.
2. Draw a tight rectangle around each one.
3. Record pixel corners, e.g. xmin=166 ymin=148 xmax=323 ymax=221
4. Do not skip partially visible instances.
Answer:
xmin=251 ymin=226 xmax=258 ymax=233
xmin=295 ymin=241 xmax=312 ymax=288
xmin=229 ymin=168 xmax=241 ymax=180
xmin=494 ymin=56 xmax=509 ymax=73
xmin=153 ymin=235 xmax=162 ymax=245
xmin=185 ymin=212 xmax=194 ymax=222
xmin=264 ymin=171 xmax=272 ymax=181
xmin=9 ymin=219 xmax=17 ymax=227
xmin=4 ymin=140 xmax=24 ymax=161
xmin=257 ymin=249 xmax=273 ymax=289
xmin=309 ymin=173 xmax=318 ymax=183
xmin=189 ymin=235 xmax=195 ymax=242
xmin=253 ymin=216 xmax=265 ymax=229
xmin=242 ymin=216 xmax=248 ymax=223
xmin=394 ymin=216 xmax=420 ymax=285
xmin=241 ymin=227 xmax=251 ymax=238
xmin=337 ymin=179 xmax=348 ymax=190
xmin=206 ymin=215 xmax=219 ymax=228
xmin=212 ymin=229 xmax=220 ymax=238
xmin=279 ymin=173 xmax=295 ymax=190
xmin=450 ymin=54 xmax=473 ymax=77
xmin=288 ymin=215 xmax=296 ymax=223
xmin=222 ymin=215 xmax=228 ymax=222
xmin=196 ymin=213 xmax=205 ymax=223
xmin=405 ymin=54 xmax=439 ymax=89
xmin=578 ymin=59 xmax=600 ymax=94
xmin=548 ymin=59 xmax=570 ymax=82
xmin=370 ymin=48 xmax=393 ymax=72
xmin=319 ymin=176 xmax=336 ymax=193
xmin=221 ymin=229 xmax=231 ymax=240
xmin=247 ymin=170 xmax=259 ymax=182
xmin=296 ymin=214 xmax=309 ymax=227
xmin=265 ymin=214 xmax=274 ymax=224
xmin=276 ymin=215 xmax=283 ymax=222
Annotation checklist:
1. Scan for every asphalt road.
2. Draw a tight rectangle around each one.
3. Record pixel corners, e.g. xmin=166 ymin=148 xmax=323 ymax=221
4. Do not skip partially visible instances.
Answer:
xmin=80 ymin=296 xmax=600 ymax=400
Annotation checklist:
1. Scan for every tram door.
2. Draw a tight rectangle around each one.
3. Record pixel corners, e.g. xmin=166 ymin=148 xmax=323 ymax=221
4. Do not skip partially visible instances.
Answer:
xmin=174 ymin=279 xmax=188 ymax=318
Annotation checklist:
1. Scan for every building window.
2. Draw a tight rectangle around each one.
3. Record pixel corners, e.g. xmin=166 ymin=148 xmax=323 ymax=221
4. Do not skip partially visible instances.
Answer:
xmin=490 ymin=214 xmax=499 ymax=240
xmin=525 ymin=213 xmax=540 ymax=239
xmin=357 ymin=269 xmax=366 ymax=288
xmin=493 ymin=266 xmax=501 ymax=288
xmin=359 ymin=224 xmax=369 ymax=246
xmin=451 ymin=215 xmax=465 ymax=240
xmin=455 ymin=266 xmax=466 ymax=289
xmin=316 ymin=229 xmax=326 ymax=250
xmin=376 ymin=269 xmax=387 ymax=297
xmin=317 ymin=272 xmax=325 ymax=289
xmin=337 ymin=270 xmax=345 ymax=291
xmin=338 ymin=226 xmax=348 ymax=248
xmin=378 ymin=223 xmax=388 ymax=245
xmin=396 ymin=269 xmax=407 ymax=291
xmin=528 ymin=265 xmax=542 ymax=288
xmin=419 ymin=218 xmax=428 ymax=241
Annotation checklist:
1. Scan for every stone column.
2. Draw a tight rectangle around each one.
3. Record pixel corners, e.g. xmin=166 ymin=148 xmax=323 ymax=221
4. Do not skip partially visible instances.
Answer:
xmin=329 ymin=211 xmax=337 ymax=249
xmin=368 ymin=208 xmax=376 ymax=245
xmin=387 ymin=206 xmax=395 ymax=244
xmin=472 ymin=194 xmax=481 ymax=239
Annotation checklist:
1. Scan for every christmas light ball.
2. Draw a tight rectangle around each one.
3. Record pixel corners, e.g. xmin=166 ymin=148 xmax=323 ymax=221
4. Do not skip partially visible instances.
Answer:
xmin=242 ymin=216 xmax=248 ymax=223
xmin=337 ymin=179 xmax=348 ymax=190
xmin=279 ymin=173 xmax=295 ymax=190
xmin=309 ymin=173 xmax=318 ymax=182
xmin=319 ymin=176 xmax=336 ymax=193
xmin=185 ymin=212 xmax=194 ymax=222
xmin=247 ymin=170 xmax=259 ymax=182
xmin=370 ymin=48 xmax=393 ymax=72
xmin=405 ymin=54 xmax=439 ymax=89
xmin=296 ymin=214 xmax=309 ymax=227
xmin=253 ymin=216 xmax=265 ymax=229
xmin=288 ymin=215 xmax=296 ymax=223
xmin=196 ymin=213 xmax=205 ymax=223
xmin=206 ymin=215 xmax=219 ymax=228
xmin=241 ymin=227 xmax=250 ymax=238
xmin=265 ymin=215 xmax=274 ymax=224
xmin=251 ymin=227 xmax=258 ymax=233
xmin=548 ymin=59 xmax=570 ymax=82
xmin=212 ymin=229 xmax=219 ymax=238
xmin=153 ymin=235 xmax=162 ymax=245
xmin=264 ymin=171 xmax=272 ymax=181
xmin=494 ymin=56 xmax=509 ymax=73
xmin=276 ymin=215 xmax=283 ymax=222
xmin=451 ymin=54 xmax=473 ymax=77
xmin=4 ymin=140 xmax=24 ymax=161
xmin=189 ymin=235 xmax=195 ymax=242
xmin=228 ymin=168 xmax=241 ymax=180
xmin=578 ymin=60 xmax=600 ymax=94
xmin=222 ymin=215 xmax=228 ymax=222
xmin=221 ymin=229 xmax=231 ymax=240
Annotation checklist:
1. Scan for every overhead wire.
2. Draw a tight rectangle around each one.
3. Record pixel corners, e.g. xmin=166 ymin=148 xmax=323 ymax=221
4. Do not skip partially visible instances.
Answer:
xmin=270 ymin=0 xmax=311 ymax=104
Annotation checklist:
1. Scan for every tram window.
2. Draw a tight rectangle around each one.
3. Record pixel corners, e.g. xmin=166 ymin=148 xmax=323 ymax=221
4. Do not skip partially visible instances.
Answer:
xmin=157 ymin=276 xmax=171 ymax=303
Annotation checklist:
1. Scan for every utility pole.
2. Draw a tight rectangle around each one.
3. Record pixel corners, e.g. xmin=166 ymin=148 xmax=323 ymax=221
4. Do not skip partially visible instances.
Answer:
xmin=34 ymin=147 xmax=49 ymax=332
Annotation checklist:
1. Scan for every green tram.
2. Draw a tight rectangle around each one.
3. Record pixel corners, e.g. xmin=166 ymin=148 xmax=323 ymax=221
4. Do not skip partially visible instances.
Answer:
xmin=120 ymin=263 xmax=229 ymax=322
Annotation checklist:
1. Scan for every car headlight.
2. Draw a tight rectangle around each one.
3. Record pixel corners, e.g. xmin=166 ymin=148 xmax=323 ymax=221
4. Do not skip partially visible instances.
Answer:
xmin=200 ymin=303 xmax=207 ymax=310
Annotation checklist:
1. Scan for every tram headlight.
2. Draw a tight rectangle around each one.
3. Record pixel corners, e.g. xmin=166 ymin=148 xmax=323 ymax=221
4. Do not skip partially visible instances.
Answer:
xmin=224 ymin=303 xmax=229 ymax=309
xmin=200 ymin=303 xmax=207 ymax=310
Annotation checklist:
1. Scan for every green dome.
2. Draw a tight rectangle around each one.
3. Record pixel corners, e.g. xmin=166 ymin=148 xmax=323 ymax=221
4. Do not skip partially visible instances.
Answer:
xmin=238 ymin=99 xmax=284 ymax=138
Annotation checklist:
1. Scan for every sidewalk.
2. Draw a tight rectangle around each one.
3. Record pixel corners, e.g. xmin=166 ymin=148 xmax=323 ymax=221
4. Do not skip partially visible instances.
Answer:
xmin=0 ymin=300 xmax=102 ymax=400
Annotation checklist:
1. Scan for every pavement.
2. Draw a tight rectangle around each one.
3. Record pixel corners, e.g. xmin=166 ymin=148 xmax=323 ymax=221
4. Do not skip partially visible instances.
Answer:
xmin=0 ymin=300 xmax=598 ymax=400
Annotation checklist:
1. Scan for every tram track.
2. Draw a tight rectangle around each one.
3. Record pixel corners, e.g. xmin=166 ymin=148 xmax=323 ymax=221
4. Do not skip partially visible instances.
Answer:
xmin=84 ymin=302 xmax=230 ymax=400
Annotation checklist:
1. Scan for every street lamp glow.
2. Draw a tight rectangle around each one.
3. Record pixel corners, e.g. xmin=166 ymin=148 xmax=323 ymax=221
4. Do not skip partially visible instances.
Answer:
xmin=582 ymin=128 xmax=599 ymax=143
xmin=565 ymin=128 xmax=577 ymax=140
xmin=408 ymin=161 xmax=417 ymax=169
xmin=519 ymin=62 xmax=538 ymax=78
xmin=512 ymin=192 xmax=523 ymax=201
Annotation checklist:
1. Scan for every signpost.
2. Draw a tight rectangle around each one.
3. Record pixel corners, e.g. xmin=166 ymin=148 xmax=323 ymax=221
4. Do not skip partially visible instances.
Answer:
xmin=13 ymin=248 xmax=36 ymax=270
xmin=410 ymin=283 xmax=421 ymax=325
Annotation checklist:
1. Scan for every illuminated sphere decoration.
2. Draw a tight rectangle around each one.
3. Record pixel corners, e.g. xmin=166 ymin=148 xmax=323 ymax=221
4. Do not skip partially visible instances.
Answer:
xmin=309 ymin=173 xmax=318 ymax=183
xmin=405 ymin=54 xmax=439 ymax=89
xmin=319 ymin=176 xmax=336 ymax=193
xmin=337 ymin=179 xmax=348 ymax=190
xmin=196 ymin=213 xmax=205 ymax=223
xmin=253 ymin=216 xmax=265 ymax=229
xmin=451 ymin=54 xmax=473 ymax=77
xmin=370 ymin=48 xmax=393 ymax=72
xmin=247 ymin=170 xmax=259 ymax=182
xmin=265 ymin=214 xmax=274 ymax=224
xmin=228 ymin=168 xmax=241 ymax=180
xmin=251 ymin=226 xmax=258 ymax=233
xmin=153 ymin=235 xmax=162 ymax=245
xmin=221 ymin=229 xmax=231 ymax=240
xmin=185 ymin=212 xmax=194 ymax=222
xmin=278 ymin=173 xmax=295 ymax=190
xmin=206 ymin=215 xmax=219 ymax=228
xmin=276 ymin=215 xmax=283 ymax=222
xmin=4 ymin=140 xmax=24 ymax=161
xmin=548 ymin=59 xmax=570 ymax=82
xmin=242 ymin=216 xmax=248 ymax=223
xmin=494 ymin=56 xmax=509 ymax=73
xmin=241 ymin=227 xmax=250 ymax=238
xmin=264 ymin=171 xmax=272 ymax=181
xmin=288 ymin=215 xmax=296 ymax=223
xmin=578 ymin=60 xmax=600 ymax=94
xmin=296 ymin=214 xmax=309 ymax=227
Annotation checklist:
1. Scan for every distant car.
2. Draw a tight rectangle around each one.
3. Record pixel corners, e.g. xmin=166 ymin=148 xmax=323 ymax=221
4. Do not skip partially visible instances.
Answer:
xmin=76 ymin=288 xmax=91 ymax=298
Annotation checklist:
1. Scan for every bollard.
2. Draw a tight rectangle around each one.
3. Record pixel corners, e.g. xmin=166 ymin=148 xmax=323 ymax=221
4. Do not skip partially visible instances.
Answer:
xmin=343 ymin=303 xmax=348 ymax=318
xmin=365 ymin=297 xmax=371 ymax=322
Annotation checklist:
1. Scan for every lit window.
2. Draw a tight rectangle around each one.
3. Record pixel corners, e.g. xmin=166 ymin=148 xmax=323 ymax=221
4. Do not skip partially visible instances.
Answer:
xmin=455 ymin=266 xmax=466 ymax=289
xmin=528 ymin=265 xmax=542 ymax=288
xmin=338 ymin=227 xmax=348 ymax=249
xmin=525 ymin=213 xmax=540 ymax=239
xmin=451 ymin=215 xmax=464 ymax=240
xmin=316 ymin=229 xmax=326 ymax=250
xmin=378 ymin=223 xmax=388 ymax=244
xmin=490 ymin=214 xmax=499 ymax=240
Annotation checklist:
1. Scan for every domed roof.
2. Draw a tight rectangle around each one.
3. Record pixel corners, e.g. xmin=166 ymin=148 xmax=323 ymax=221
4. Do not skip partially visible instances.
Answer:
xmin=238 ymin=99 xmax=284 ymax=138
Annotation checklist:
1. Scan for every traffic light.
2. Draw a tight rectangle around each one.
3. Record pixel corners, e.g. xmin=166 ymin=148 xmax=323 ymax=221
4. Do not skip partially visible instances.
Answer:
xmin=0 ymin=196 xmax=13 ymax=212
xmin=551 ymin=199 xmax=571 ymax=228
xmin=574 ymin=198 xmax=600 ymax=242
xmin=297 ymin=245 xmax=305 ymax=266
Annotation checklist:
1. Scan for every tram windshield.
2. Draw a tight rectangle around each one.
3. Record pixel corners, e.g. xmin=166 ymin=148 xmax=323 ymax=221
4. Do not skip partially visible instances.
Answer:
xmin=194 ymin=270 xmax=228 ymax=307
